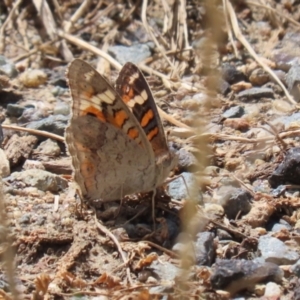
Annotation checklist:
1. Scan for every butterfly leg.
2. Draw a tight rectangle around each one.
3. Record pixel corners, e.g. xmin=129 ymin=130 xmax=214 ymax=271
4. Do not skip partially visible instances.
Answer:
xmin=151 ymin=188 xmax=157 ymax=231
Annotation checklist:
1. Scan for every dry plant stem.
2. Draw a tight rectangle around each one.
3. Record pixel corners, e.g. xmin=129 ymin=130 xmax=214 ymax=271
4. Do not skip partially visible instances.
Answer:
xmin=32 ymin=0 xmax=57 ymax=40
xmin=12 ymin=40 xmax=58 ymax=63
xmin=1 ymin=125 xmax=64 ymax=142
xmin=211 ymin=220 xmax=248 ymax=239
xmin=225 ymin=0 xmax=297 ymax=107
xmin=86 ymin=0 xmax=105 ymax=20
xmin=222 ymin=0 xmax=238 ymax=57
xmin=59 ymin=291 xmax=109 ymax=298
xmin=0 ymin=177 xmax=20 ymax=299
xmin=262 ymin=121 xmax=288 ymax=150
xmin=5 ymin=122 xmax=300 ymax=148
xmin=230 ymin=174 xmax=255 ymax=197
xmin=94 ymin=215 xmax=133 ymax=285
xmin=161 ymin=0 xmax=172 ymax=35
xmin=143 ymin=241 xmax=179 ymax=258
xmin=246 ymin=0 xmax=300 ymax=28
xmin=0 ymin=0 xmax=23 ymax=53
xmin=139 ymin=63 xmax=199 ymax=93
xmin=58 ymin=30 xmax=122 ymax=70
xmin=179 ymin=0 xmax=189 ymax=49
xmin=122 ymin=206 xmax=148 ymax=226
xmin=64 ymin=0 xmax=93 ymax=33
xmin=141 ymin=0 xmax=174 ymax=68
xmin=51 ymin=0 xmax=63 ymax=22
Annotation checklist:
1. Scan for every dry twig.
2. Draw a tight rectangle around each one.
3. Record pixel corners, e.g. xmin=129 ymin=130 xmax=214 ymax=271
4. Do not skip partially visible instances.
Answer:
xmin=224 ymin=0 xmax=297 ymax=107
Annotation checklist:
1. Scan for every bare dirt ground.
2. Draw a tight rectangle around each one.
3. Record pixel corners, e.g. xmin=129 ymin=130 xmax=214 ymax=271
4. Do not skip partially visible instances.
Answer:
xmin=1 ymin=0 xmax=300 ymax=299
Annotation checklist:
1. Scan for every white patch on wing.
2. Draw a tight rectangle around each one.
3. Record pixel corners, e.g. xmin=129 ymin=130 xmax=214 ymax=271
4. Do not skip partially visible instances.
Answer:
xmin=134 ymin=93 xmax=147 ymax=105
xmin=96 ymin=89 xmax=115 ymax=104
xmin=127 ymin=99 xmax=135 ymax=108
xmin=141 ymin=90 xmax=148 ymax=101
xmin=128 ymin=72 xmax=139 ymax=84
xmin=79 ymin=98 xmax=102 ymax=110
xmin=84 ymin=70 xmax=96 ymax=82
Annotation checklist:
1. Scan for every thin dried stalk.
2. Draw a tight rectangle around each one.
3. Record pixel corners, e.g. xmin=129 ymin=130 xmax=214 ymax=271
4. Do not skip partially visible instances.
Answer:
xmin=225 ymin=0 xmax=297 ymax=107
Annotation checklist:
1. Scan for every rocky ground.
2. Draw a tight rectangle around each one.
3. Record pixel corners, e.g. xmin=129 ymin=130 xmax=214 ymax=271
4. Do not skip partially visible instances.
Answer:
xmin=1 ymin=0 xmax=300 ymax=299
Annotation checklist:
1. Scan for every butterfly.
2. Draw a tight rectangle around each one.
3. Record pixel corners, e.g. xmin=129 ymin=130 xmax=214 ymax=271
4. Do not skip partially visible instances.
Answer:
xmin=65 ymin=59 xmax=176 ymax=202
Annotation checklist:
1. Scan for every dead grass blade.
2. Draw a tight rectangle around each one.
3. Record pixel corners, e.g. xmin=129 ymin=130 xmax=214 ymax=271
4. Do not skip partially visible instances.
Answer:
xmin=224 ymin=0 xmax=297 ymax=107
xmin=141 ymin=0 xmax=174 ymax=68
xmin=246 ymin=0 xmax=300 ymax=29
xmin=64 ymin=0 xmax=93 ymax=33
xmin=0 ymin=0 xmax=23 ymax=53
xmin=1 ymin=125 xmax=64 ymax=142
xmin=94 ymin=214 xmax=133 ymax=285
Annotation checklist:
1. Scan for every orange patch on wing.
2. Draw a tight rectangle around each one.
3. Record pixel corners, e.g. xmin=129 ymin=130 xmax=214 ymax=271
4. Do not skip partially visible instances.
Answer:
xmin=113 ymin=110 xmax=128 ymax=128
xmin=147 ymin=127 xmax=159 ymax=141
xmin=83 ymin=106 xmax=106 ymax=122
xmin=121 ymin=86 xmax=135 ymax=104
xmin=128 ymin=127 xmax=139 ymax=140
xmin=80 ymin=160 xmax=96 ymax=180
xmin=141 ymin=109 xmax=154 ymax=127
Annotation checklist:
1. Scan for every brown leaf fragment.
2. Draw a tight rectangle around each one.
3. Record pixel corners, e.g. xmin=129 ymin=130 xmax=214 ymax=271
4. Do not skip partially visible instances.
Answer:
xmin=0 ymin=289 xmax=12 ymax=300
xmin=94 ymin=272 xmax=121 ymax=288
xmin=32 ymin=274 xmax=51 ymax=300
xmin=134 ymin=253 xmax=158 ymax=271
xmin=231 ymin=81 xmax=252 ymax=92
xmin=4 ymin=134 xmax=38 ymax=167
xmin=61 ymin=271 xmax=87 ymax=289
xmin=223 ymin=118 xmax=250 ymax=131
xmin=242 ymin=200 xmax=275 ymax=228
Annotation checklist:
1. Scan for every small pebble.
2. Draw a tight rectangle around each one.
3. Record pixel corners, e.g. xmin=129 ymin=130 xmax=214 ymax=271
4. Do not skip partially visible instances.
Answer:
xmin=19 ymin=69 xmax=47 ymax=88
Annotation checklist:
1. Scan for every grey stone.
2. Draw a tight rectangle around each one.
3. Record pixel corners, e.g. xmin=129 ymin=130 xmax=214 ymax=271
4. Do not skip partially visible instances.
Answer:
xmin=273 ymin=112 xmax=300 ymax=129
xmin=237 ymin=87 xmax=274 ymax=101
xmin=195 ymin=232 xmax=215 ymax=266
xmin=216 ymin=186 xmax=252 ymax=219
xmin=36 ymin=139 xmax=61 ymax=156
xmin=216 ymin=78 xmax=231 ymax=95
xmin=177 ymin=148 xmax=198 ymax=171
xmin=271 ymin=222 xmax=292 ymax=232
xmin=53 ymin=102 xmax=70 ymax=116
xmin=18 ymin=107 xmax=43 ymax=123
xmin=23 ymin=160 xmax=45 ymax=170
xmin=216 ymin=229 xmax=233 ymax=240
xmin=210 ymin=259 xmax=283 ymax=293
xmin=222 ymin=106 xmax=245 ymax=118
xmin=0 ymin=55 xmax=18 ymax=78
xmin=0 ymin=149 xmax=10 ymax=177
xmin=9 ymin=169 xmax=68 ymax=192
xmin=18 ymin=213 xmax=32 ymax=225
xmin=6 ymin=104 xmax=25 ymax=117
xmin=221 ymin=64 xmax=247 ymax=84
xmin=35 ymin=216 xmax=46 ymax=226
xmin=264 ymin=282 xmax=282 ymax=298
xmin=269 ymin=147 xmax=300 ymax=187
xmin=286 ymin=63 xmax=300 ymax=102
xmin=150 ymin=260 xmax=180 ymax=282
xmin=271 ymin=185 xmax=286 ymax=197
xmin=272 ymin=51 xmax=300 ymax=72
xmin=51 ymin=86 xmax=67 ymax=97
xmin=108 ymin=44 xmax=152 ymax=65
xmin=26 ymin=114 xmax=69 ymax=136
xmin=258 ymin=235 xmax=299 ymax=265
xmin=291 ymin=260 xmax=300 ymax=277
xmin=168 ymin=172 xmax=202 ymax=203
